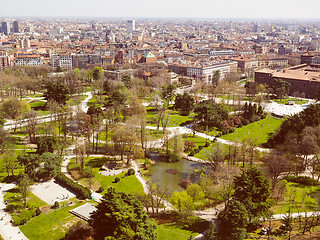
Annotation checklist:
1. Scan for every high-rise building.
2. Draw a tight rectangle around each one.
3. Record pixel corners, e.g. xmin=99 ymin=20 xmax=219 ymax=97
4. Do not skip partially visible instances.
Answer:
xmin=13 ymin=20 xmax=19 ymax=33
xmin=126 ymin=20 xmax=135 ymax=33
xmin=1 ymin=22 xmax=10 ymax=35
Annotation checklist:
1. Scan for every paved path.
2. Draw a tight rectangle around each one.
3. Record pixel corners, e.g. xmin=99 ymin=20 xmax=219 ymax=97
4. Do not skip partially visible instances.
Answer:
xmin=0 ymin=183 xmax=28 ymax=240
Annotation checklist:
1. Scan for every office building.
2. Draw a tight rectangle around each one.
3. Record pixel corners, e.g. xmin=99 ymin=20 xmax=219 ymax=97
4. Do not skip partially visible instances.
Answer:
xmin=1 ymin=22 xmax=10 ymax=35
xmin=13 ymin=20 xmax=19 ymax=33
xmin=127 ymin=20 xmax=135 ymax=33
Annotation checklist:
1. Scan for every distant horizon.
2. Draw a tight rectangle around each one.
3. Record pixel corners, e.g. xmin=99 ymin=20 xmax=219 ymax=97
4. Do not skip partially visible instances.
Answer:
xmin=1 ymin=16 xmax=320 ymax=23
xmin=1 ymin=0 xmax=320 ymax=21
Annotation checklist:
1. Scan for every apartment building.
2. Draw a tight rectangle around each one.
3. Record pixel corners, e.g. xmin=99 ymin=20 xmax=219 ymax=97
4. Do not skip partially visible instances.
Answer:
xmin=15 ymin=55 xmax=43 ymax=66
xmin=50 ymin=54 xmax=73 ymax=69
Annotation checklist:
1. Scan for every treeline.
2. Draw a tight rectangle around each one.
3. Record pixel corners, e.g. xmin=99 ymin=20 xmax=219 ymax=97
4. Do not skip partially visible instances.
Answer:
xmin=266 ymin=104 xmax=320 ymax=148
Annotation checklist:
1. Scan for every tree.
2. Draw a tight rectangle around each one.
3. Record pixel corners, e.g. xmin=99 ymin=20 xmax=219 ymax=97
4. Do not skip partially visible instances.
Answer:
xmin=40 ymin=152 xmax=63 ymax=177
xmin=186 ymin=183 xmax=205 ymax=202
xmin=2 ymin=150 xmax=17 ymax=176
xmin=92 ymin=67 xmax=104 ymax=81
xmin=44 ymin=82 xmax=70 ymax=105
xmin=112 ymin=127 xmax=143 ymax=163
xmin=161 ymin=84 xmax=176 ymax=107
xmin=169 ymin=191 xmax=194 ymax=215
xmin=174 ymin=92 xmax=194 ymax=115
xmin=1 ymin=98 xmax=28 ymax=119
xmin=233 ymin=168 xmax=273 ymax=223
xmin=90 ymin=187 xmax=157 ymax=240
xmin=36 ymin=136 xmax=58 ymax=154
xmin=25 ymin=110 xmax=38 ymax=142
xmin=0 ymin=128 xmax=11 ymax=154
xmin=272 ymin=78 xmax=290 ymax=100
xmin=212 ymin=70 xmax=220 ymax=86
xmin=17 ymin=153 xmax=40 ymax=179
xmin=63 ymin=221 xmax=94 ymax=240
xmin=121 ymin=74 xmax=131 ymax=88
xmin=218 ymin=200 xmax=249 ymax=240
xmin=18 ymin=174 xmax=31 ymax=209
xmin=194 ymin=101 xmax=228 ymax=129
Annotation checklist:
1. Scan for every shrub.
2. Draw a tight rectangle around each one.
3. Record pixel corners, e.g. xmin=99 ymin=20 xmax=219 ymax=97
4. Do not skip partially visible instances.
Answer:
xmin=168 ymin=152 xmax=181 ymax=163
xmin=83 ymin=166 xmax=94 ymax=178
xmin=179 ymin=179 xmax=192 ymax=188
xmin=127 ymin=168 xmax=135 ymax=176
xmin=283 ymin=176 xmax=319 ymax=186
xmin=35 ymin=207 xmax=41 ymax=216
xmin=54 ymin=201 xmax=60 ymax=208
xmin=55 ymin=172 xmax=91 ymax=199
xmin=97 ymin=186 xmax=104 ymax=193
xmin=114 ymin=177 xmax=120 ymax=183
xmin=189 ymin=150 xmax=195 ymax=156
xmin=242 ymin=119 xmax=250 ymax=126
xmin=222 ymin=130 xmax=228 ymax=135
xmin=204 ymin=142 xmax=210 ymax=147
xmin=198 ymin=146 xmax=203 ymax=150
xmin=229 ymin=128 xmax=235 ymax=133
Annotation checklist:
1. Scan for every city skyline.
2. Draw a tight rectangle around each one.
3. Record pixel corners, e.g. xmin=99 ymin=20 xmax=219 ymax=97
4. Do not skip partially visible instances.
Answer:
xmin=1 ymin=0 xmax=320 ymax=20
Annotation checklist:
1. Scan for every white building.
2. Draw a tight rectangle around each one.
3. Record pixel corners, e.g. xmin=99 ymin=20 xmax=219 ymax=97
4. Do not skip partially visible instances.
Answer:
xmin=50 ymin=54 xmax=72 ymax=69
xmin=15 ymin=55 xmax=43 ymax=66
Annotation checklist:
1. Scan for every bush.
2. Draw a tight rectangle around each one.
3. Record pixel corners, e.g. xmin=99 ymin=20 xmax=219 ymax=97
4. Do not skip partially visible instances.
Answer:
xmin=83 ymin=166 xmax=94 ymax=178
xmin=189 ymin=150 xmax=195 ymax=156
xmin=97 ymin=186 xmax=104 ymax=193
xmin=204 ymin=142 xmax=210 ymax=147
xmin=229 ymin=128 xmax=235 ymax=133
xmin=35 ymin=207 xmax=41 ymax=216
xmin=215 ymin=133 xmax=222 ymax=137
xmin=198 ymin=146 xmax=203 ymax=150
xmin=242 ymin=119 xmax=250 ymax=126
xmin=127 ymin=168 xmax=135 ymax=176
xmin=168 ymin=152 xmax=181 ymax=163
xmin=54 ymin=201 xmax=60 ymax=208
xmin=114 ymin=177 xmax=120 ymax=183
xmin=283 ymin=176 xmax=319 ymax=186
xmin=222 ymin=130 xmax=228 ymax=135
xmin=55 ymin=173 xmax=91 ymax=199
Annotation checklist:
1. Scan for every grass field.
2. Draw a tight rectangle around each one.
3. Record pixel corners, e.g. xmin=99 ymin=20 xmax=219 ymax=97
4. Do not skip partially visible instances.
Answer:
xmin=273 ymin=97 xmax=308 ymax=105
xmin=271 ymin=182 xmax=319 ymax=214
xmin=156 ymin=223 xmax=196 ymax=240
xmin=20 ymin=202 xmax=84 ymax=240
xmin=220 ymin=116 xmax=284 ymax=145
xmin=146 ymin=107 xmax=193 ymax=127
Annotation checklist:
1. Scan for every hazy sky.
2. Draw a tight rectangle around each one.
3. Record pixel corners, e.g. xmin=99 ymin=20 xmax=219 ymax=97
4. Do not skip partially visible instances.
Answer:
xmin=1 ymin=0 xmax=320 ymax=19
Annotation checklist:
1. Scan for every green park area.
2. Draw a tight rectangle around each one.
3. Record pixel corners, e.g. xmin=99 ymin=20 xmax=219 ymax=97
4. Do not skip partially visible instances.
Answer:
xmin=273 ymin=97 xmax=308 ymax=105
xmin=220 ymin=116 xmax=284 ymax=145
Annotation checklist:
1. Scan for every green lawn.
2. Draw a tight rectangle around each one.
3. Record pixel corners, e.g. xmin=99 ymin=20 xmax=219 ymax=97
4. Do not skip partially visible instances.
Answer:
xmin=20 ymin=202 xmax=84 ymax=240
xmin=220 ymin=116 xmax=284 ymax=145
xmin=156 ymin=223 xmax=196 ymax=240
xmin=29 ymin=100 xmax=46 ymax=108
xmin=146 ymin=108 xmax=193 ymax=127
xmin=92 ymin=170 xmax=144 ymax=195
xmin=271 ymin=182 xmax=319 ymax=214
xmin=273 ymin=97 xmax=308 ymax=105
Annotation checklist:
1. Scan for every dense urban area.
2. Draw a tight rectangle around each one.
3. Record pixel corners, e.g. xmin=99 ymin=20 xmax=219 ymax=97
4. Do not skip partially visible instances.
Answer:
xmin=1 ymin=17 xmax=320 ymax=240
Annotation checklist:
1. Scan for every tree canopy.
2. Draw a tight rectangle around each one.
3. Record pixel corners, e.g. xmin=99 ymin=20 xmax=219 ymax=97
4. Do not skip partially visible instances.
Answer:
xmin=44 ymin=82 xmax=70 ymax=105
xmin=90 ymin=187 xmax=157 ymax=240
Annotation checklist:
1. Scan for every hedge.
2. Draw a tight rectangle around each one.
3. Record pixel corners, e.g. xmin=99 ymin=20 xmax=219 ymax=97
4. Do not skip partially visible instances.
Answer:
xmin=283 ymin=176 xmax=319 ymax=186
xmin=55 ymin=173 xmax=91 ymax=199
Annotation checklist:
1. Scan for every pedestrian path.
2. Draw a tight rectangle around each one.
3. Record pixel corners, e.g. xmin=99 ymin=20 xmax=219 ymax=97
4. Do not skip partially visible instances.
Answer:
xmin=0 ymin=183 xmax=28 ymax=240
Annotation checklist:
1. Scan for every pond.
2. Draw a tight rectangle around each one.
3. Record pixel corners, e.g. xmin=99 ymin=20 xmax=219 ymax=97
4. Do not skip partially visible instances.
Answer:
xmin=148 ymin=152 xmax=204 ymax=195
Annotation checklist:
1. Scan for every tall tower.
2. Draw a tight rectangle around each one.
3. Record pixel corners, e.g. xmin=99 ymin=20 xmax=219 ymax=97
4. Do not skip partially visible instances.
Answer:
xmin=126 ymin=20 xmax=135 ymax=33
xmin=13 ymin=20 xmax=19 ymax=33
xmin=1 ymin=22 xmax=10 ymax=35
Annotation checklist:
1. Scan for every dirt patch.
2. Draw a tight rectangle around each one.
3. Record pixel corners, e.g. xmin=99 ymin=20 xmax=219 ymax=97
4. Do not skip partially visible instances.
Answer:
xmin=70 ymin=170 xmax=84 ymax=180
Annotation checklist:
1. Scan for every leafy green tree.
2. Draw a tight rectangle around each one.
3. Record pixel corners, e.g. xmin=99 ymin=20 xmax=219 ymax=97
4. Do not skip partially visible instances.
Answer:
xmin=1 ymin=98 xmax=29 ymax=119
xmin=44 ymin=82 xmax=70 ymax=105
xmin=194 ymin=101 xmax=228 ymax=129
xmin=272 ymin=78 xmax=290 ymax=100
xmin=186 ymin=183 xmax=205 ymax=202
xmin=161 ymin=84 xmax=176 ymax=106
xmin=169 ymin=191 xmax=194 ymax=214
xmin=17 ymin=153 xmax=40 ymax=179
xmin=36 ymin=136 xmax=58 ymax=154
xmin=92 ymin=67 xmax=104 ymax=81
xmin=18 ymin=174 xmax=31 ymax=209
xmin=63 ymin=221 xmax=94 ymax=240
xmin=218 ymin=200 xmax=249 ymax=240
xmin=174 ymin=92 xmax=194 ymax=115
xmin=90 ymin=187 xmax=157 ymax=240
xmin=40 ymin=152 xmax=63 ymax=177
xmin=212 ymin=70 xmax=220 ymax=86
xmin=233 ymin=168 xmax=273 ymax=222
xmin=121 ymin=74 xmax=131 ymax=88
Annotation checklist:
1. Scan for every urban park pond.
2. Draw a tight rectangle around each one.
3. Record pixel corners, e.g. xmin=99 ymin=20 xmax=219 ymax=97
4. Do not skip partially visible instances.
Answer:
xmin=148 ymin=153 xmax=204 ymax=194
